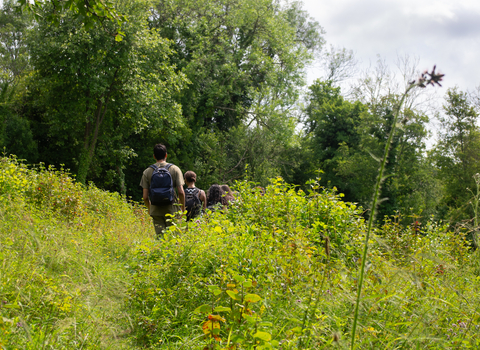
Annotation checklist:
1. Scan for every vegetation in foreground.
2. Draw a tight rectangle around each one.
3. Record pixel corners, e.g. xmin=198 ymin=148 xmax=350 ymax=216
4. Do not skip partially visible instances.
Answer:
xmin=1 ymin=156 xmax=480 ymax=349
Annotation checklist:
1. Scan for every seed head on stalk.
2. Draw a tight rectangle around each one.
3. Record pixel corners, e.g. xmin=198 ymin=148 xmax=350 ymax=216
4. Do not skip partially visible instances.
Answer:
xmin=350 ymin=65 xmax=444 ymax=350
xmin=409 ymin=65 xmax=444 ymax=88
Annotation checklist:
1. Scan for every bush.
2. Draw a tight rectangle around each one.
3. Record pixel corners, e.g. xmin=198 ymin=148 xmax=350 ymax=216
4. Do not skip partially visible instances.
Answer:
xmin=127 ymin=177 xmax=480 ymax=349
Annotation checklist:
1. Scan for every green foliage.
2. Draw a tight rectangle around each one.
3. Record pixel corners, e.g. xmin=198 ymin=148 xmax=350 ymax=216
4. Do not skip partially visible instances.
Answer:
xmin=127 ymin=175 xmax=480 ymax=349
xmin=17 ymin=0 xmax=127 ymax=39
xmin=144 ymin=0 xmax=324 ymax=189
xmin=302 ymin=79 xmax=441 ymax=223
xmin=302 ymin=80 xmax=366 ymax=199
xmin=433 ymin=87 xmax=480 ymax=221
xmin=25 ymin=0 xmax=187 ymax=185
xmin=0 ymin=0 xmax=31 ymax=84
xmin=0 ymin=155 xmax=153 ymax=348
xmin=2 ymin=155 xmax=480 ymax=349
xmin=151 ymin=0 xmax=323 ymax=131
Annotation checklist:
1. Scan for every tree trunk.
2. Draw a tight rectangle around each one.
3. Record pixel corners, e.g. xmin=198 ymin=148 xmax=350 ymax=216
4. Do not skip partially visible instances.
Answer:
xmin=77 ymin=98 xmax=109 ymax=184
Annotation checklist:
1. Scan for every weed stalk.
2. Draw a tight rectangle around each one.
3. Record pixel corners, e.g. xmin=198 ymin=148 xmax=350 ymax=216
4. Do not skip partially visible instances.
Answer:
xmin=350 ymin=66 xmax=444 ymax=349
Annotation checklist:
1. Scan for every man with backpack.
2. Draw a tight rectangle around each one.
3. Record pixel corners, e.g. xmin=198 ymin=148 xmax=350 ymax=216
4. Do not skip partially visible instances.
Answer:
xmin=140 ymin=144 xmax=185 ymax=237
xmin=183 ymin=171 xmax=206 ymax=221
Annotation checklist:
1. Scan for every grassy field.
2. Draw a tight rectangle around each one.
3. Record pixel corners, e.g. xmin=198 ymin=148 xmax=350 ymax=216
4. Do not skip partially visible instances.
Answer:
xmin=1 ymin=156 xmax=479 ymax=349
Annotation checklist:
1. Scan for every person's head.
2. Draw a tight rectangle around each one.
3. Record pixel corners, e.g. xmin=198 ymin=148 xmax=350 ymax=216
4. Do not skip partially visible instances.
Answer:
xmin=184 ymin=171 xmax=197 ymax=184
xmin=207 ymin=184 xmax=227 ymax=206
xmin=221 ymin=184 xmax=235 ymax=203
xmin=153 ymin=144 xmax=167 ymax=161
xmin=221 ymin=185 xmax=232 ymax=195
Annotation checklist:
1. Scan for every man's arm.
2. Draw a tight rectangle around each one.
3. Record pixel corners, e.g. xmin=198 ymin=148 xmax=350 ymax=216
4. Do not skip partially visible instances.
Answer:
xmin=142 ymin=188 xmax=151 ymax=213
xmin=177 ymin=185 xmax=185 ymax=212
xmin=200 ymin=190 xmax=207 ymax=210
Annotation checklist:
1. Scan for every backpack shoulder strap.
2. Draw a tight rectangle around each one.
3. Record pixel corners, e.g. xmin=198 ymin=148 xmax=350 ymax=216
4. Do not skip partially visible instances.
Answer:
xmin=164 ymin=163 xmax=172 ymax=170
xmin=149 ymin=164 xmax=157 ymax=170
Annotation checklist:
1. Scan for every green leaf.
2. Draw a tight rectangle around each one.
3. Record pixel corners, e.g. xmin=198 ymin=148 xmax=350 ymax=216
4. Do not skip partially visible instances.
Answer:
xmin=194 ymin=304 xmax=211 ymax=314
xmin=226 ymin=290 xmax=238 ymax=300
xmin=243 ymin=280 xmax=253 ymax=288
xmin=289 ymin=326 xmax=302 ymax=334
xmin=243 ymin=314 xmax=260 ymax=323
xmin=253 ymin=331 xmax=272 ymax=341
xmin=233 ymin=275 xmax=245 ymax=283
xmin=208 ymin=285 xmax=222 ymax=295
xmin=213 ymin=306 xmax=231 ymax=312
xmin=244 ymin=293 xmax=261 ymax=303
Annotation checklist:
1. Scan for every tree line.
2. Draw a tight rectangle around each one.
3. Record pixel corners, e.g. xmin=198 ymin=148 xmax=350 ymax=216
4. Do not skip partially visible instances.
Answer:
xmin=1 ymin=0 xmax=479 ymax=229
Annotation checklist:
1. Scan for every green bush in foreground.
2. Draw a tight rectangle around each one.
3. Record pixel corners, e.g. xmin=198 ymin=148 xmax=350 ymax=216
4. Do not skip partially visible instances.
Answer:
xmin=128 ymin=178 xmax=480 ymax=349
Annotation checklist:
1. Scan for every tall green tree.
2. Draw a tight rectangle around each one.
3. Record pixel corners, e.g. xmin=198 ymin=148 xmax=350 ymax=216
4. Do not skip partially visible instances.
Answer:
xmin=144 ymin=0 xmax=323 ymax=187
xmin=27 ymin=0 xmax=187 ymax=184
xmin=302 ymin=79 xmax=440 ymax=221
xmin=302 ymin=80 xmax=367 ymax=200
xmin=0 ymin=0 xmax=31 ymax=84
xmin=433 ymin=87 xmax=480 ymax=220
xmin=151 ymin=0 xmax=323 ymax=130
xmin=0 ymin=1 xmax=37 ymax=160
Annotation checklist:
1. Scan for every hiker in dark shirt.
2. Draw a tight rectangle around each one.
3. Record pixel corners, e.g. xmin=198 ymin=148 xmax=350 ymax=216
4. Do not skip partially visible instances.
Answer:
xmin=183 ymin=171 xmax=206 ymax=221
xmin=206 ymin=184 xmax=227 ymax=211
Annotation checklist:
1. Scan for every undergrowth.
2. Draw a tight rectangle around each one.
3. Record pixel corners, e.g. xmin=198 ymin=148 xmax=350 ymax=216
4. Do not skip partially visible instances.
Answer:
xmin=1 ymin=155 xmax=479 ymax=349
xmin=0 ymin=156 xmax=153 ymax=349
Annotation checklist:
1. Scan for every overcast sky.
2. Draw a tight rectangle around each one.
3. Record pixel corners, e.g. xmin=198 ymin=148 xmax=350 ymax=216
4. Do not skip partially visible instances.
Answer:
xmin=302 ymin=0 xmax=480 ymax=94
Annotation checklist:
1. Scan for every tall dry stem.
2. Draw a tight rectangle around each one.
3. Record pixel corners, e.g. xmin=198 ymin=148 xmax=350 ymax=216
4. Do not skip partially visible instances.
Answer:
xmin=350 ymin=66 xmax=444 ymax=349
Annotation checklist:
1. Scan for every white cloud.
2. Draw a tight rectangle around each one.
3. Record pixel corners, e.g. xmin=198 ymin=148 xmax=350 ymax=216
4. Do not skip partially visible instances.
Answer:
xmin=303 ymin=0 xmax=480 ymax=91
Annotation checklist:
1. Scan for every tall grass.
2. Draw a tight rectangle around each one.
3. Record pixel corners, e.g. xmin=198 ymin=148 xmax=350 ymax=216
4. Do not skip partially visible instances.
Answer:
xmin=0 ymin=156 xmax=154 ymax=349
xmin=128 ymin=175 xmax=480 ymax=349
xmin=351 ymin=66 xmax=446 ymax=349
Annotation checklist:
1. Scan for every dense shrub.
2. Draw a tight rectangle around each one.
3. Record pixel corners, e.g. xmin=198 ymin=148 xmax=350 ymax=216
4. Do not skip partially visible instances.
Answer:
xmin=127 ymin=177 xmax=480 ymax=349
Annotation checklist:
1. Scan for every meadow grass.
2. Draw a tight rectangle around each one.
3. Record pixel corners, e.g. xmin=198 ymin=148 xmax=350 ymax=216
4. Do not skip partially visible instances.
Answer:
xmin=1 ymin=156 xmax=479 ymax=349
xmin=0 ymin=156 xmax=154 ymax=349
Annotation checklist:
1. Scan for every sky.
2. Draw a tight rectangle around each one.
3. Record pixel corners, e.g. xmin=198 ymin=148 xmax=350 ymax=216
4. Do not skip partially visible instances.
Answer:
xmin=302 ymin=0 xmax=480 ymax=94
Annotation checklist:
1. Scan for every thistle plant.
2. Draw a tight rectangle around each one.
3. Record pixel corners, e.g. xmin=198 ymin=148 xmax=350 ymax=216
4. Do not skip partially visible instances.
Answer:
xmin=350 ymin=66 xmax=444 ymax=349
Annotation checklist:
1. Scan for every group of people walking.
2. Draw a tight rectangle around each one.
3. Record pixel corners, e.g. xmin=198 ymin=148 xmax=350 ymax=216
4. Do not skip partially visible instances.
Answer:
xmin=140 ymin=143 xmax=235 ymax=236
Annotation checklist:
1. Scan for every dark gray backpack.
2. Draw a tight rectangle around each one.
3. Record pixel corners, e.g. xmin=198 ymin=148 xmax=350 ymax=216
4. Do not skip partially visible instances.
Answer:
xmin=185 ymin=187 xmax=202 ymax=220
xmin=148 ymin=163 xmax=174 ymax=206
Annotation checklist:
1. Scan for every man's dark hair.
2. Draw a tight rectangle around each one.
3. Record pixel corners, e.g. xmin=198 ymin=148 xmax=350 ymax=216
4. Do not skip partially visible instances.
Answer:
xmin=154 ymin=144 xmax=167 ymax=160
xmin=207 ymin=184 xmax=227 ymax=207
xmin=184 ymin=171 xmax=197 ymax=183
